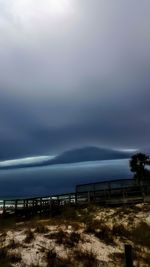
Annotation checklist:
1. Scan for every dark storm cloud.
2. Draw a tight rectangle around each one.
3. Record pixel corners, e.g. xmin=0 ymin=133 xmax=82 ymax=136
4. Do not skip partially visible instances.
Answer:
xmin=0 ymin=0 xmax=150 ymax=160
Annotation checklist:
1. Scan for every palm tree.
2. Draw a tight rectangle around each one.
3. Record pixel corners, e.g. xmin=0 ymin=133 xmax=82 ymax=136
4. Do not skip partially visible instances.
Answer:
xmin=130 ymin=153 xmax=150 ymax=183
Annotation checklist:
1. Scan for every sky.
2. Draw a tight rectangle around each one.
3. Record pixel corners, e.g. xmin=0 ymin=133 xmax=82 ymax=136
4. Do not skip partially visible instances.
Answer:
xmin=0 ymin=0 xmax=150 ymax=161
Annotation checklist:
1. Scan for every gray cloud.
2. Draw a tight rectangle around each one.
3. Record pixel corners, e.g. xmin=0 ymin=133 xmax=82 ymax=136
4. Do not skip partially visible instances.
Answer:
xmin=0 ymin=0 xmax=150 ymax=160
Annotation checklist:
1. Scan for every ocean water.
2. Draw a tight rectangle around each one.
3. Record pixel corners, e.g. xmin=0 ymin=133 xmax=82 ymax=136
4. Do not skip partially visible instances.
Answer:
xmin=0 ymin=159 xmax=132 ymax=198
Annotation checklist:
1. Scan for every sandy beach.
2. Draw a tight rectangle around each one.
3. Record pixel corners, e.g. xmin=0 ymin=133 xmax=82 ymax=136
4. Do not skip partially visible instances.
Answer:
xmin=0 ymin=203 xmax=149 ymax=267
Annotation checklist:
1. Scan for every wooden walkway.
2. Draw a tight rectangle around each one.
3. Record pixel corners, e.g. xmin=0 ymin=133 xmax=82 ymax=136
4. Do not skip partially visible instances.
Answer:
xmin=0 ymin=179 xmax=150 ymax=217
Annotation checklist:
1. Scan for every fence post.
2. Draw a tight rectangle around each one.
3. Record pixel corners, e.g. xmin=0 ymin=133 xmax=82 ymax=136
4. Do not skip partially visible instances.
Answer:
xmin=15 ymin=200 xmax=18 ymax=214
xmin=125 ymin=244 xmax=133 ymax=267
xmin=88 ymin=191 xmax=90 ymax=203
xmin=75 ymin=193 xmax=77 ymax=205
xmin=3 ymin=200 xmax=6 ymax=214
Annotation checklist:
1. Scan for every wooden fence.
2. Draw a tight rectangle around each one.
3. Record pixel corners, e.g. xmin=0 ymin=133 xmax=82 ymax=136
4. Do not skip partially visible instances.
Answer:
xmin=0 ymin=178 xmax=150 ymax=217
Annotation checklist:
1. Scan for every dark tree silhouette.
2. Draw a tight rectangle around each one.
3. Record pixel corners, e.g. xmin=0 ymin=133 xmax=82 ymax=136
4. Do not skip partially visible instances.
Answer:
xmin=130 ymin=153 xmax=150 ymax=183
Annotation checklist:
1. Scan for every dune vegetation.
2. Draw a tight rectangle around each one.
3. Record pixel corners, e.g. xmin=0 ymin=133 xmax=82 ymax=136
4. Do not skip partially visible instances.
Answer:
xmin=0 ymin=203 xmax=149 ymax=267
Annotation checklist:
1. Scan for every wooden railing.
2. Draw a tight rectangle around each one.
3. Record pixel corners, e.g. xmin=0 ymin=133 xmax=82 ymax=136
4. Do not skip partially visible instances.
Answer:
xmin=0 ymin=179 xmax=150 ymax=216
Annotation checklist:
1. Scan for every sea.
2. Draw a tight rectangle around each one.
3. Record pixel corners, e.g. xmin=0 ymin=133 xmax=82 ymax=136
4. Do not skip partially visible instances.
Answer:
xmin=0 ymin=159 xmax=132 ymax=199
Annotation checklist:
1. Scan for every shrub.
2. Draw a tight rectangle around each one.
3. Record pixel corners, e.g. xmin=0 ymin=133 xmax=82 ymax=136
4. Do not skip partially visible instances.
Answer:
xmin=46 ymin=248 xmax=57 ymax=267
xmin=0 ymin=247 xmax=7 ymax=259
xmin=94 ymin=226 xmax=114 ymax=245
xmin=45 ymin=229 xmax=68 ymax=244
xmin=85 ymin=219 xmax=102 ymax=233
xmin=63 ymin=232 xmax=81 ymax=248
xmin=79 ymin=211 xmax=94 ymax=224
xmin=45 ymin=229 xmax=81 ymax=248
xmin=68 ymin=222 xmax=81 ymax=231
xmin=24 ymin=229 xmax=34 ymax=243
xmin=112 ymin=224 xmax=129 ymax=238
xmin=131 ymin=222 xmax=150 ymax=247
xmin=45 ymin=248 xmax=72 ymax=267
xmin=74 ymin=249 xmax=99 ymax=267
xmin=0 ymin=247 xmax=12 ymax=267
xmin=8 ymin=252 xmax=21 ymax=263
xmin=59 ymin=207 xmax=78 ymax=221
xmin=7 ymin=238 xmax=19 ymax=249
xmin=34 ymin=224 xmax=49 ymax=234
xmin=109 ymin=251 xmax=125 ymax=267
xmin=69 ymin=232 xmax=80 ymax=245
xmin=53 ymin=230 xmax=67 ymax=245
xmin=85 ymin=220 xmax=114 ymax=245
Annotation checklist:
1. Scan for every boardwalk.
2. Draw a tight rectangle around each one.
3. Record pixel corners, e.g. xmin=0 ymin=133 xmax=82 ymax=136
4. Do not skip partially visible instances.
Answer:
xmin=0 ymin=178 xmax=150 ymax=217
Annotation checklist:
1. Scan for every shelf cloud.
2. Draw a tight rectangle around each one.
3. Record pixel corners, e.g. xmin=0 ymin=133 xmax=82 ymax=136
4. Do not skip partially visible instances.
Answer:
xmin=0 ymin=0 xmax=150 ymax=160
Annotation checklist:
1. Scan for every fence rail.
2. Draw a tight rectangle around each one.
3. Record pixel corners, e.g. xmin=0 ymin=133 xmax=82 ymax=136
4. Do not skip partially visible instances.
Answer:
xmin=0 ymin=178 xmax=150 ymax=217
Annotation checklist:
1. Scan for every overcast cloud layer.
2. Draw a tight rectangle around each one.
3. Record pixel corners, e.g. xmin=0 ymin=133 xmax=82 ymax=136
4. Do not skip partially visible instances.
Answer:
xmin=0 ymin=0 xmax=150 ymax=160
